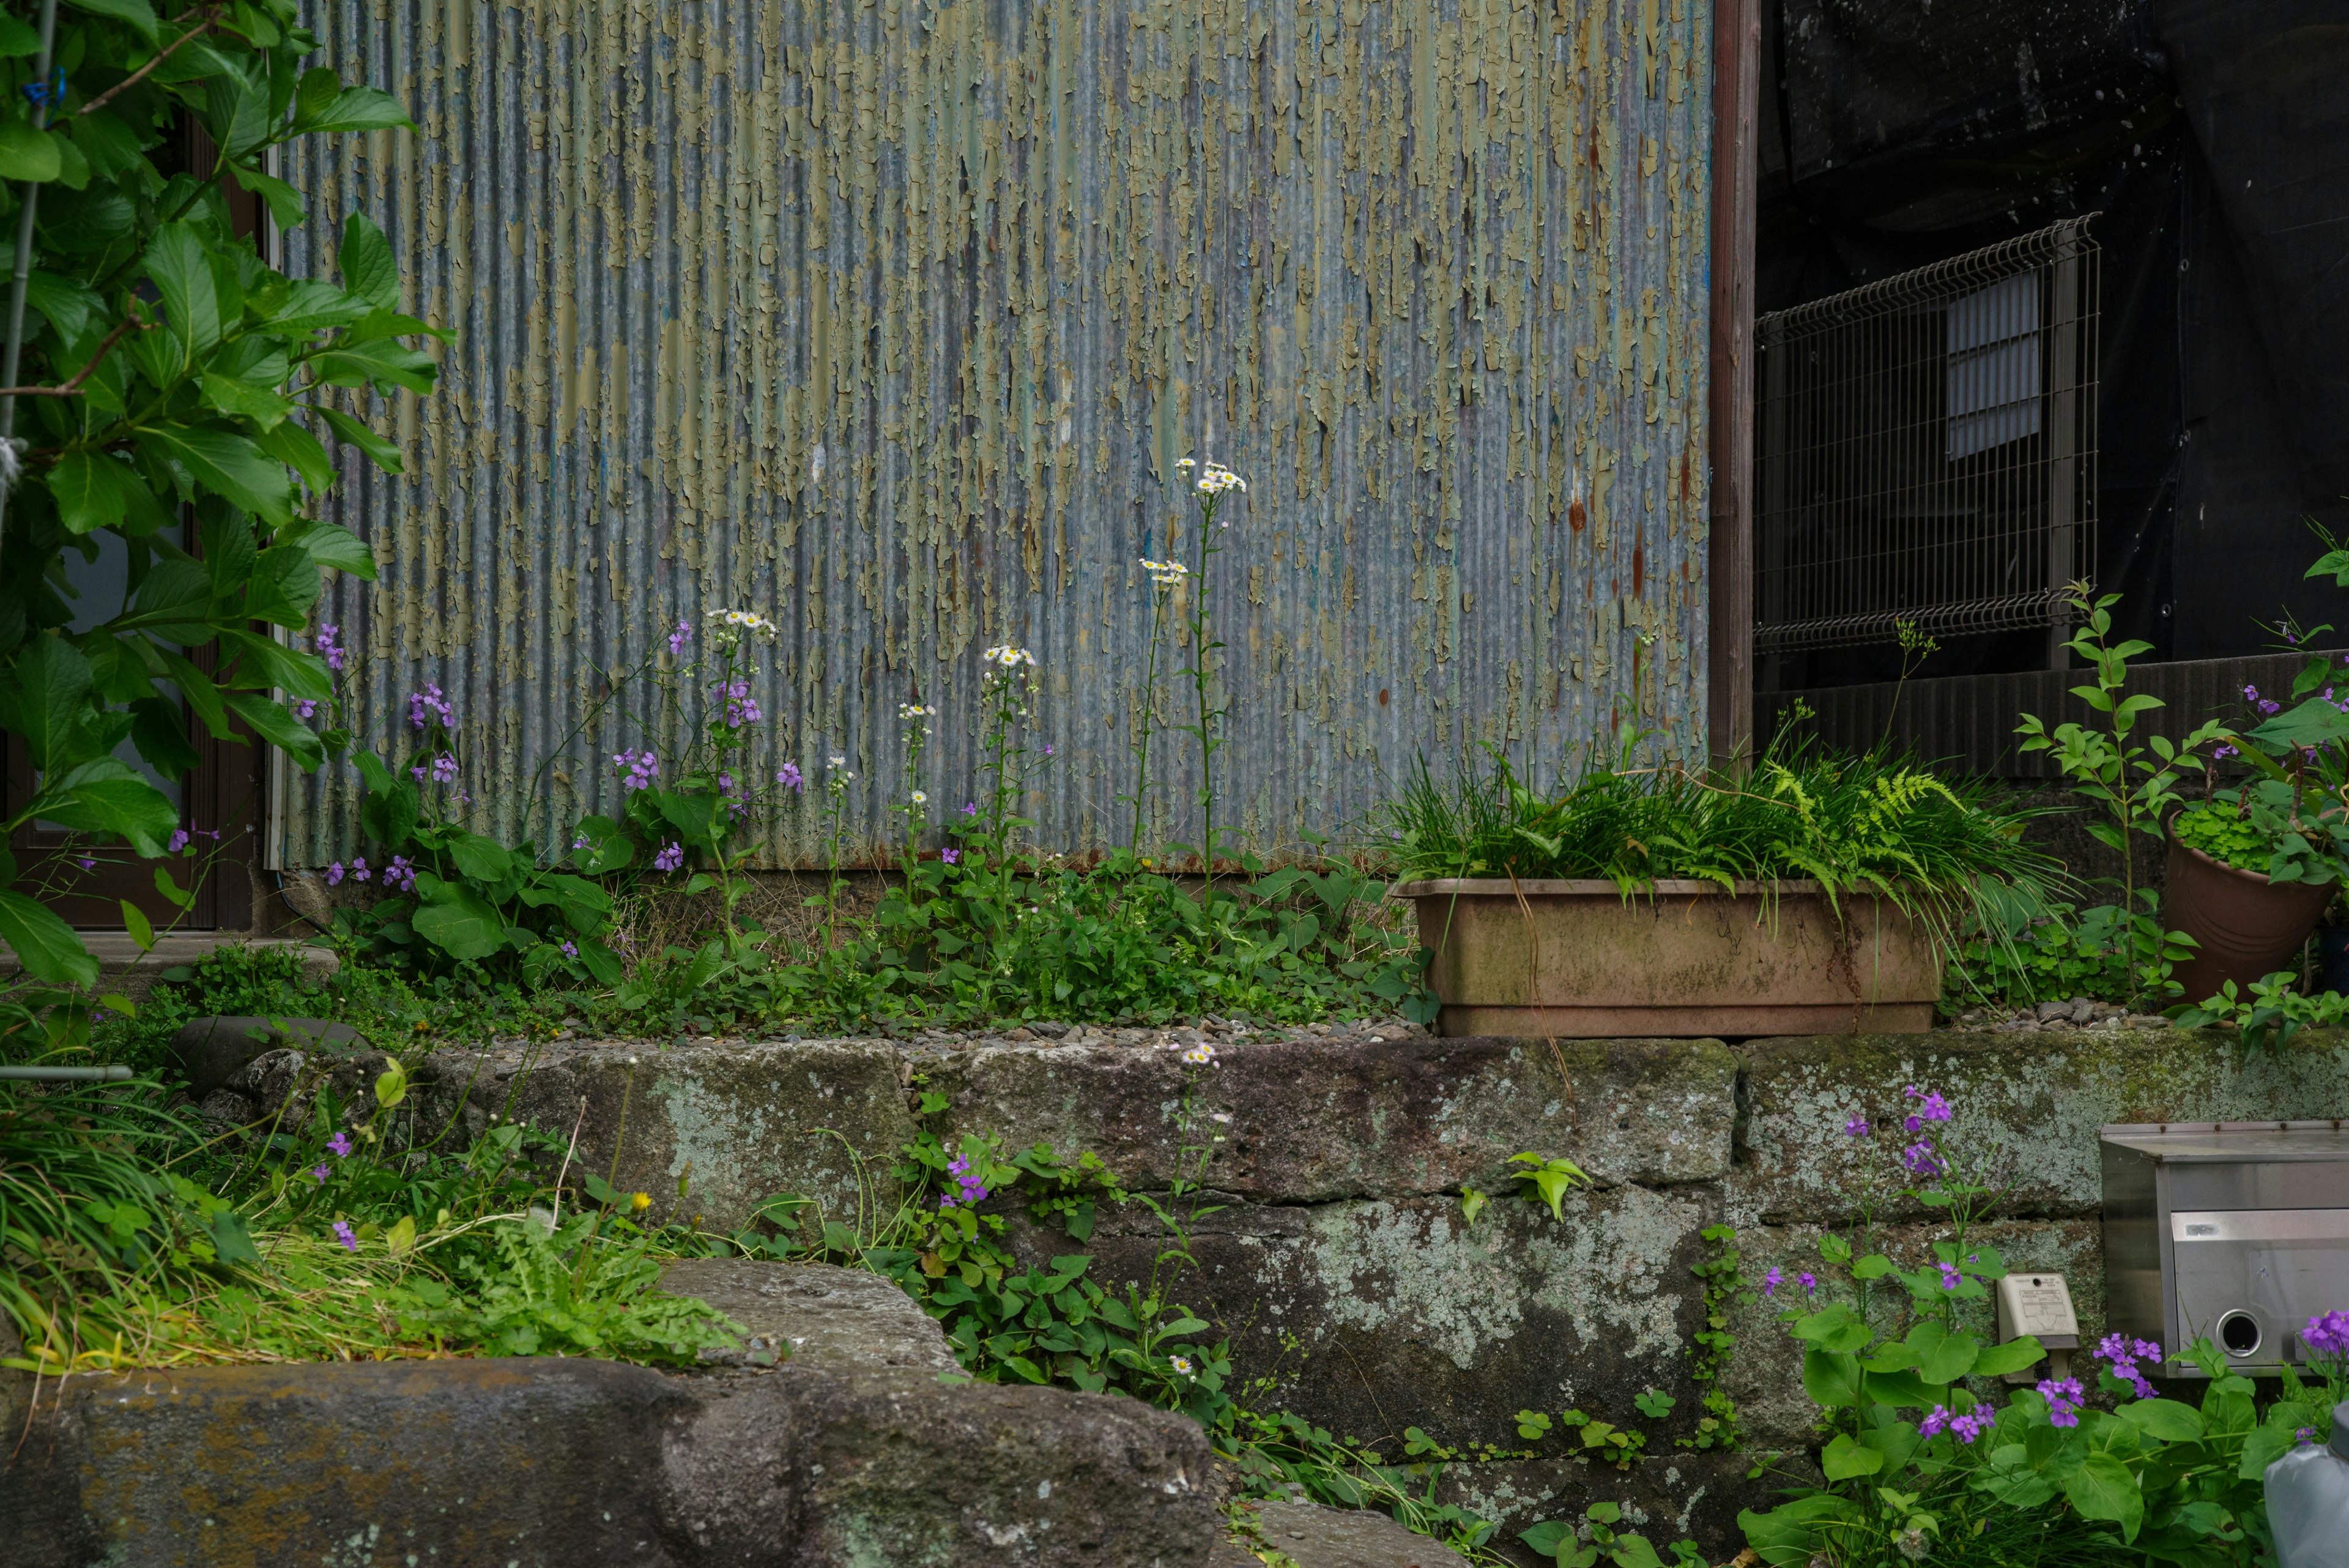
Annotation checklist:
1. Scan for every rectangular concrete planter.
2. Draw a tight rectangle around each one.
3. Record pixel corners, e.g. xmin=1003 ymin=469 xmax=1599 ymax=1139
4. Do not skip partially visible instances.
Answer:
xmin=1388 ymin=878 xmax=1944 ymax=1036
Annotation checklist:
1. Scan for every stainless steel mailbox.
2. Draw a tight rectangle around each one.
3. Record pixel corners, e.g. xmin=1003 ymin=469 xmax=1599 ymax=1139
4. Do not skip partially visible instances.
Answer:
xmin=2103 ymin=1123 xmax=2349 ymax=1375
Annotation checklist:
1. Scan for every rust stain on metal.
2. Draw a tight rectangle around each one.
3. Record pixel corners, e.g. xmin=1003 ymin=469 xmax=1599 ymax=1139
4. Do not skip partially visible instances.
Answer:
xmin=282 ymin=0 xmax=1716 ymax=866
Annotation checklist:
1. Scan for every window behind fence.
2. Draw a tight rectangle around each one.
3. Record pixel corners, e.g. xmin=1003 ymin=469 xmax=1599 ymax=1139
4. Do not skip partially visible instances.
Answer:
xmin=1754 ymin=218 xmax=2100 ymax=673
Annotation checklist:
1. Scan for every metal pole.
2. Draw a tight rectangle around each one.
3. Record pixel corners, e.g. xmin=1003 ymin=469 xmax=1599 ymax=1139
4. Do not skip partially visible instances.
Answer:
xmin=0 ymin=1063 xmax=135 ymax=1080
xmin=0 ymin=0 xmax=64 ymax=540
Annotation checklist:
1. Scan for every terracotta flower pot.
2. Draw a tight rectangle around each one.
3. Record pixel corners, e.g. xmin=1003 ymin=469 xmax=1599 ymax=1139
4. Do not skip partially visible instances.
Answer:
xmin=1387 ymin=879 xmax=1943 ymax=1038
xmin=2159 ymin=825 xmax=2336 ymax=1007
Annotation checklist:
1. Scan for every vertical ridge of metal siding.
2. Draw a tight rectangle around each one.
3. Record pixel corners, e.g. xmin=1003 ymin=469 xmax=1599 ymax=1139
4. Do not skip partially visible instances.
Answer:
xmin=282 ymin=0 xmax=1715 ymax=866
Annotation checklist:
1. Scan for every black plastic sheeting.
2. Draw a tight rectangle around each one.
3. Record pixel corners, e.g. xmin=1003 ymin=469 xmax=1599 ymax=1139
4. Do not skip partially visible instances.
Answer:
xmin=1756 ymin=0 xmax=2349 ymax=689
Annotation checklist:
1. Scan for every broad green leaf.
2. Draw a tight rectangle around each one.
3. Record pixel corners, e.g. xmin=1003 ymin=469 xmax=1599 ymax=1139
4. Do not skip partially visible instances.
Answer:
xmin=202 ymin=70 xmax=271 ymax=160
xmin=411 ymin=879 xmax=508 ymax=960
xmin=1819 ymin=1433 xmax=1882 ymax=1481
xmin=31 ymin=759 xmax=179 ymax=854
xmin=66 ymin=110 xmax=144 ymax=178
xmin=5 ymin=634 xmax=94 ymax=769
xmin=39 ymin=184 xmax=135 ymax=252
xmin=137 ymin=423 xmax=295 ymax=523
xmin=2120 ymin=1398 xmax=2203 ymax=1443
xmin=1861 ymin=1369 xmax=1941 ymax=1409
xmin=0 ymin=121 xmax=60 ymax=183
xmin=307 ymin=86 xmax=414 ymax=138
xmin=0 ymin=12 xmax=36 ymax=51
xmin=313 ymin=404 xmax=403 ymax=474
xmin=0 ymin=890 xmax=98 ymax=984
xmin=223 ymin=691 xmax=323 ymax=769
xmin=2061 ymin=1452 xmax=2143 ymax=1542
xmin=240 ymin=546 xmax=324 ymax=629
xmin=573 ymin=936 xmax=623 ymax=986
xmin=1971 ymin=1337 xmax=2046 ymax=1377
xmin=120 ymin=559 xmax=216 ymax=642
xmin=1802 ymin=1347 xmax=1862 ymax=1410
xmin=206 ymin=1206 xmax=261 ymax=1266
xmin=254 ymin=418 xmax=337 ymax=492
xmin=310 ymin=336 xmax=437 ymax=395
xmin=144 ymin=223 xmax=220 ymax=369
xmin=226 ymin=160 xmax=306 ymax=231
xmin=292 ymin=66 xmax=341 ymax=125
xmin=47 ymin=132 xmax=86 ymax=189
xmin=384 ymin=1214 xmax=417 ymax=1256
xmin=129 ymin=696 xmax=200 ymax=778
xmin=62 ymin=0 xmax=158 ymax=43
xmin=1917 ymin=1330 xmax=1981 ymax=1385
xmin=216 ymin=628 xmax=330 ymax=698
xmin=160 ymin=651 xmax=231 ymax=739
xmin=119 ymin=899 xmax=155 ymax=951
xmin=24 ymin=271 xmax=103 ymax=343
xmin=287 ymin=521 xmax=377 ymax=579
xmin=449 ymin=831 xmax=514 ymax=883
xmin=339 ymin=210 xmax=399 ymax=311
xmin=262 ymin=278 xmax=373 ymax=334
xmin=48 ymin=449 xmax=174 ymax=538
xmin=1609 ymin=1537 xmax=1664 ymax=1568
xmin=201 ymin=370 xmax=294 ymax=429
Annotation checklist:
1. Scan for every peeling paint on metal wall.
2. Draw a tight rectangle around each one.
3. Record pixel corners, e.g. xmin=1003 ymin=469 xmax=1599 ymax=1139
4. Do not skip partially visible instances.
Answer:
xmin=283 ymin=0 xmax=1713 ymax=865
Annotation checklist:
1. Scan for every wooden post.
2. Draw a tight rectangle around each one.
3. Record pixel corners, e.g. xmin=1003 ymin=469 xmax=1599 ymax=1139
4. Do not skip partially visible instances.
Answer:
xmin=1707 ymin=0 xmax=1760 ymax=768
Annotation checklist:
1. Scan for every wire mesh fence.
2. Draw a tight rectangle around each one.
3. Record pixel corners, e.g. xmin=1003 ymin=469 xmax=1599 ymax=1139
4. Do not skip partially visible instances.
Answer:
xmin=1753 ymin=217 xmax=2100 ymax=662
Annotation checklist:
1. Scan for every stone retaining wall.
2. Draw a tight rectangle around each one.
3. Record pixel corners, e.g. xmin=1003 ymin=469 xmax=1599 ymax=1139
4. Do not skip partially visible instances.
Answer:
xmin=401 ymin=1025 xmax=2349 ymax=1559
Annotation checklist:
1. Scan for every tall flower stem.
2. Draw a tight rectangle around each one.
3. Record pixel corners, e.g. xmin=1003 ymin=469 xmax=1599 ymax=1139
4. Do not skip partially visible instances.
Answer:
xmin=1129 ymin=561 xmax=1185 ymax=855
xmin=1172 ymin=460 xmax=1245 ymax=893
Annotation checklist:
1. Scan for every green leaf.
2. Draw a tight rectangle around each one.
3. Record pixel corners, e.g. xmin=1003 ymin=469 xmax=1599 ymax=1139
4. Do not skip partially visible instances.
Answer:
xmin=311 ymin=404 xmax=403 ymax=474
xmin=128 ymin=696 xmax=199 ymax=778
xmin=1916 ymin=1330 xmax=1981 ymax=1385
xmin=144 ymin=223 xmax=220 ymax=370
xmin=310 ymin=335 xmax=437 ymax=396
xmin=1802 ymin=1347 xmax=1863 ymax=1410
xmin=63 ymin=0 xmax=158 ymax=43
xmin=206 ymin=1206 xmax=260 ymax=1266
xmin=24 ymin=271 xmax=103 ymax=343
xmin=223 ymin=690 xmax=324 ymax=770
xmin=448 ymin=831 xmax=514 ymax=883
xmin=254 ymin=417 xmax=337 ymax=493
xmin=2120 ymin=1398 xmax=2204 ymax=1443
xmin=216 ymin=628 xmax=330 ymax=699
xmin=5 ymin=634 xmax=94 ymax=770
xmin=0 ymin=890 xmax=98 ymax=984
xmin=287 ymin=521 xmax=377 ymax=580
xmin=338 ymin=210 xmax=400 ymax=311
xmin=306 ymin=87 xmax=414 ymax=138
xmin=30 ymin=759 xmax=179 ymax=855
xmin=1819 ymin=1433 xmax=1883 ymax=1481
xmin=292 ymin=67 xmax=341 ymax=127
xmin=573 ymin=936 xmax=623 ymax=986
xmin=2061 ymin=1453 xmax=2143 ymax=1542
xmin=237 ymin=548 xmax=324 ymax=630
xmin=1861 ymin=1370 xmax=1943 ymax=1409
xmin=136 ymin=423 xmax=295 ymax=524
xmin=119 ymin=899 xmax=155 ymax=951
xmin=160 ymin=650 xmax=231 ymax=739
xmin=121 ymin=559 xmax=215 ymax=642
xmin=46 ymin=449 xmax=173 ymax=537
xmin=0 ymin=13 xmax=37 ymax=52
xmin=0 ymin=121 xmax=61 ymax=183
xmin=226 ymin=161 xmax=306 ymax=231
xmin=201 ymin=370 xmax=294 ymax=429
xmin=1970 ymin=1337 xmax=2046 ymax=1377
xmin=410 ymin=875 xmax=509 ymax=961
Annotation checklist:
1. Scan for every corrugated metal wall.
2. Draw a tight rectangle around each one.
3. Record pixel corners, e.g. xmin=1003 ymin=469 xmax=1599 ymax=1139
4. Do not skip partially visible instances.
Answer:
xmin=281 ymin=0 xmax=1715 ymax=866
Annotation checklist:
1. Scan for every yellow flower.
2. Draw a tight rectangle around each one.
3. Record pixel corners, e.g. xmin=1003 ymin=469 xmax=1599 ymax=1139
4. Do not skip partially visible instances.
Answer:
xmin=631 ymin=1192 xmax=651 ymax=1211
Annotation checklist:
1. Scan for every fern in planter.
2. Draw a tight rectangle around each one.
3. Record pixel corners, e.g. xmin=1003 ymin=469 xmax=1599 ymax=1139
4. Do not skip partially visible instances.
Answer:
xmin=1374 ymin=724 xmax=2060 ymax=939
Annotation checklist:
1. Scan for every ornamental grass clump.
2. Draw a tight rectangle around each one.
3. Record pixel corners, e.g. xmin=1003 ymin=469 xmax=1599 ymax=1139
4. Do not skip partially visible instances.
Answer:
xmin=1376 ymin=723 xmax=2059 ymax=942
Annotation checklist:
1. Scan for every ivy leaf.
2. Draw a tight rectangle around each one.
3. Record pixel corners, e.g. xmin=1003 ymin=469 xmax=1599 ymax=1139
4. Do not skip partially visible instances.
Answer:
xmin=0 ymin=891 xmax=97 ymax=984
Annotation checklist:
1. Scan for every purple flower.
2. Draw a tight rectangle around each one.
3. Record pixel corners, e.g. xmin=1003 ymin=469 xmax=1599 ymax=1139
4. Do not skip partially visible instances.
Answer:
xmin=2244 ymin=683 xmax=2261 ymax=702
xmin=333 ymin=1219 xmax=358 ymax=1252
xmin=292 ymin=698 xmax=319 ymax=720
xmin=1042 ymin=744 xmax=1053 ymax=757
xmin=560 ymin=940 xmax=579 ymax=959
xmin=941 ymin=847 xmax=960 ymax=865
xmin=669 ymin=619 xmax=693 ymax=656
xmin=714 ymin=677 xmax=762 ymax=727
xmin=75 ymin=856 xmax=94 ymax=871
xmin=1843 ymin=1114 xmax=1870 ymax=1139
xmin=2301 ymin=1427 xmax=2320 ymax=1444
xmin=1950 ymin=1409 xmax=1992 ymax=1444
xmin=1798 ymin=1271 xmax=1816 ymax=1293
xmin=1901 ymin=1140 xmax=1945 ymax=1178
xmin=2038 ymin=1376 xmax=2084 ymax=1428
xmin=384 ymin=855 xmax=416 ymax=893
xmin=1937 ymin=1260 xmax=1963 ymax=1291
xmin=655 ymin=842 xmax=684 ymax=872
xmin=1762 ymin=1266 xmax=1783 ymax=1298
xmin=1919 ymin=1406 xmax=1950 ymax=1438
xmin=325 ymin=861 xmax=345 ymax=886
xmin=310 ymin=1164 xmax=330 ymax=1184
xmin=961 ymin=801 xmax=978 ymax=817
xmin=327 ymin=1131 xmax=354 ymax=1157
xmin=350 ymin=857 xmax=371 ymax=883
xmin=2095 ymin=1331 xmax=2162 ymax=1398
xmin=2214 ymin=743 xmax=2239 ymax=760
xmin=2305 ymin=1310 xmax=2349 ymax=1356
xmin=614 ymin=750 xmax=660 ymax=791
xmin=314 ymin=623 xmax=346 ymax=673
xmin=408 ymin=683 xmax=453 ymax=731
xmin=2262 ymin=699 xmax=2282 ymax=715
xmin=431 ymin=754 xmax=459 ymax=784
xmin=944 ymin=1154 xmax=989 ymax=1206
xmin=777 ymin=762 xmax=804 ymax=791
xmin=170 ymin=828 xmax=190 ymax=853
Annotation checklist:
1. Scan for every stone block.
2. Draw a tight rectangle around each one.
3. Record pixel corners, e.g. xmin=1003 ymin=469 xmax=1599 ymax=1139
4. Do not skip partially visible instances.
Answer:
xmin=659 ymin=1257 xmax=956 ymax=1372
xmin=1035 ymin=1186 xmax=1712 ymax=1451
xmin=1729 ymin=1026 xmax=2349 ymax=1225
xmin=421 ymin=1041 xmax=919 ymax=1232
xmin=935 ymin=1035 xmax=1737 ymax=1203
xmin=1716 ymin=1219 xmax=2106 ymax=1450
xmin=1238 ymin=1499 xmax=1469 ymax=1566
xmin=1434 ymin=1451 xmax=1783 ymax=1567
xmin=169 ymin=1014 xmax=369 ymax=1097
